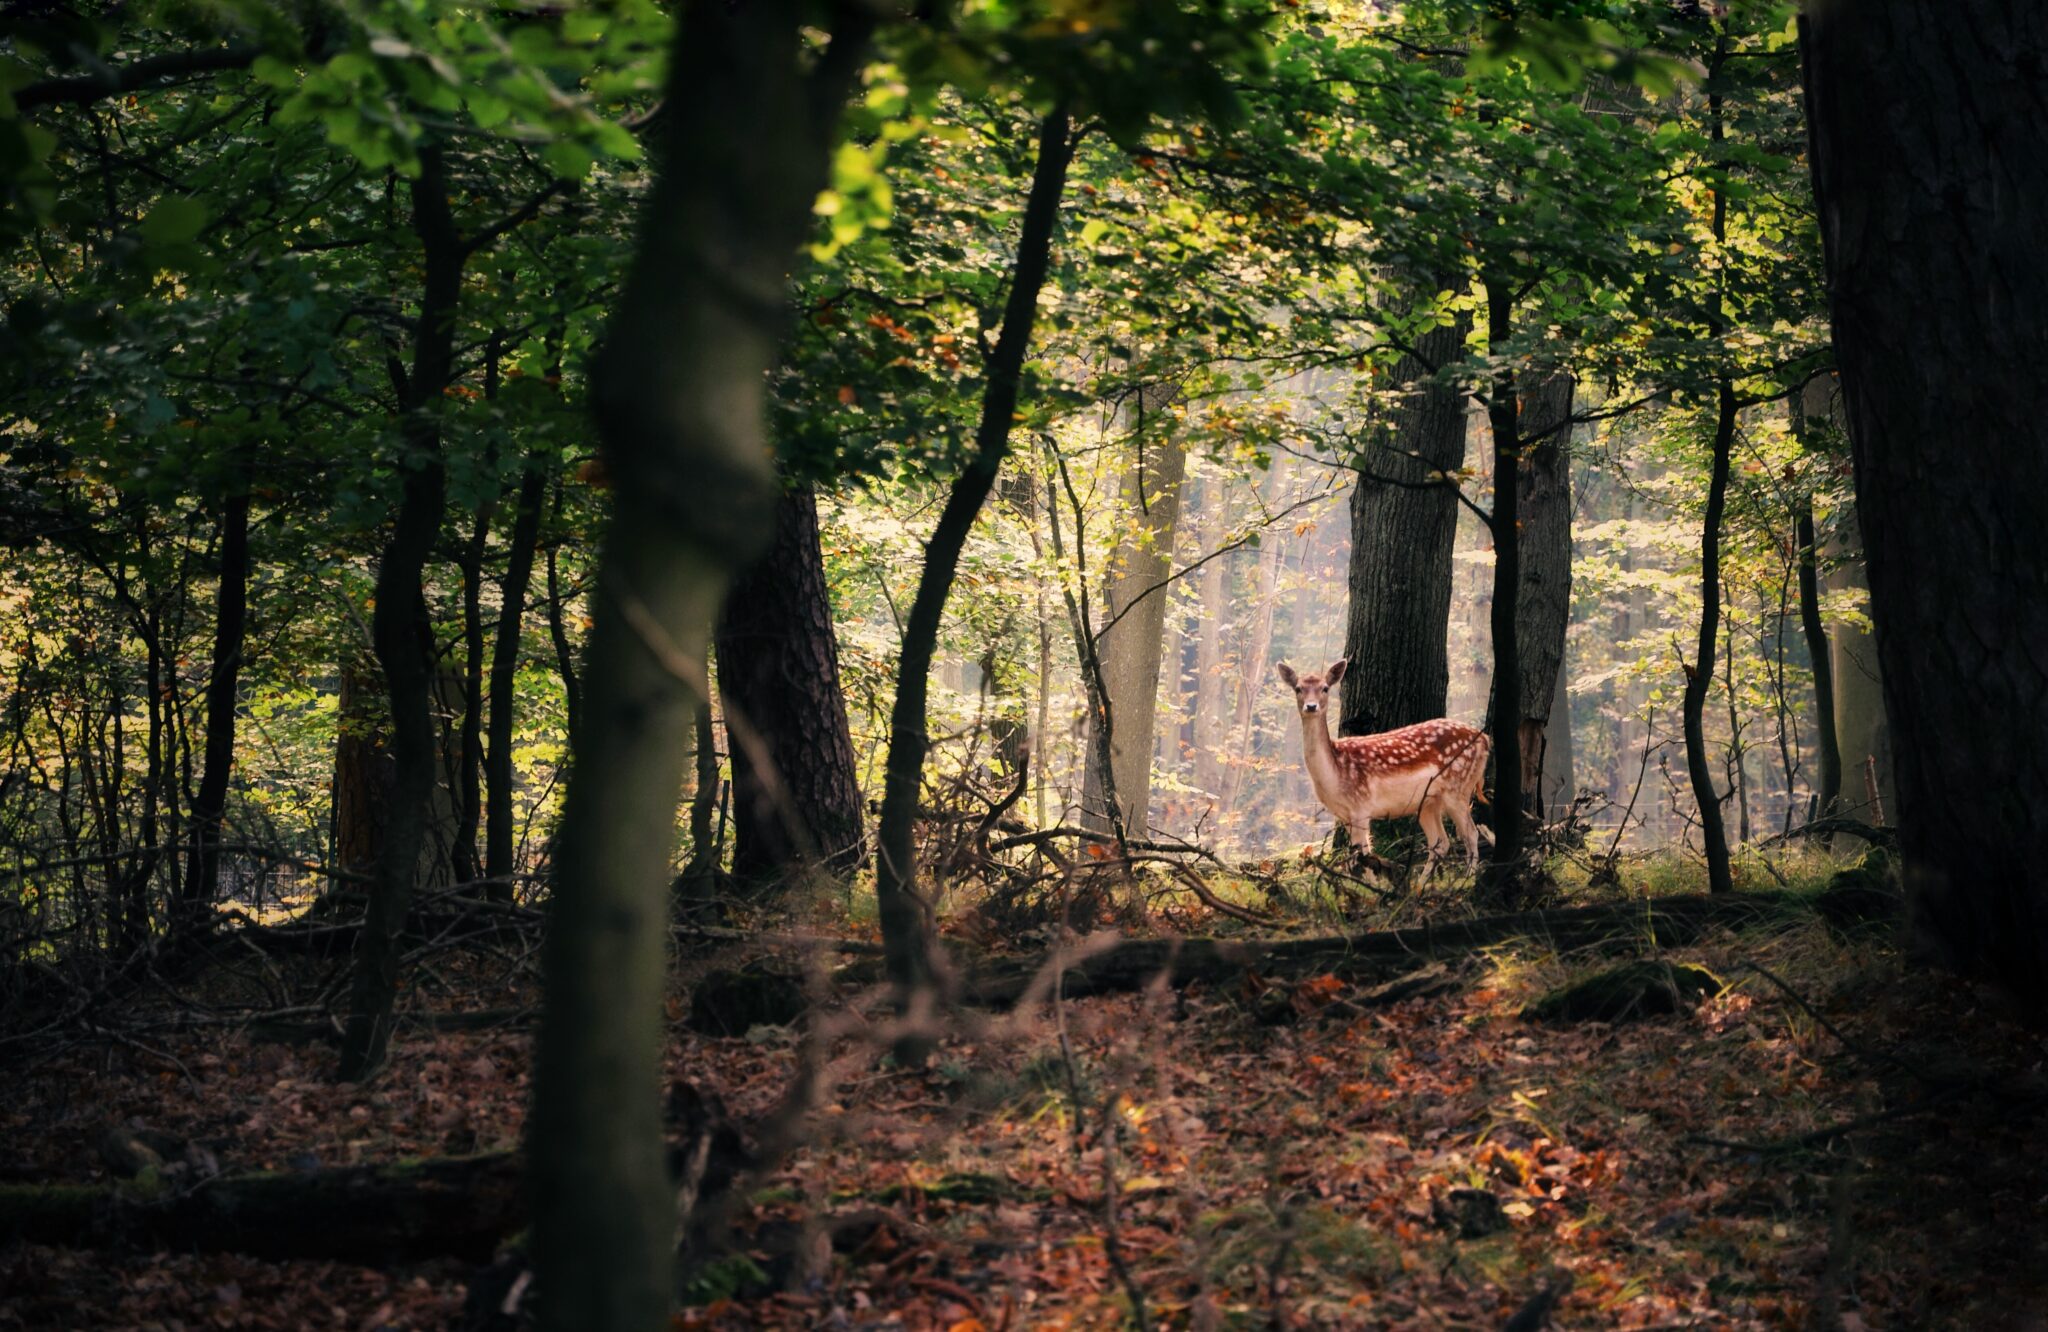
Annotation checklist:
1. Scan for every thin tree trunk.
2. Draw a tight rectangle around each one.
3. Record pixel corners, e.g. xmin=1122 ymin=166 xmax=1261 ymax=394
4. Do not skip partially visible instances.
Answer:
xmin=1481 ymin=280 xmax=1525 ymax=881
xmin=1081 ymin=386 xmax=1186 ymax=839
xmin=452 ymin=505 xmax=491 ymax=885
xmin=873 ymin=108 xmax=1076 ymax=993
xmin=543 ymin=528 xmax=581 ymax=757
xmin=484 ymin=462 xmax=548 ymax=890
xmin=338 ymin=148 xmax=461 ymax=1081
xmin=1682 ymin=59 xmax=1736 ymax=897
xmin=1802 ymin=1 xmax=2048 ymax=1001
xmin=1221 ymin=457 xmax=1286 ymax=817
xmin=1824 ymin=506 xmax=1890 ymax=832
xmin=1340 ymin=297 xmax=1471 ymax=737
xmin=527 ymin=5 xmax=874 ymax=1325
xmin=1192 ymin=475 xmax=1228 ymax=799
xmin=712 ymin=483 xmax=866 ymax=883
xmin=185 ymin=484 xmax=249 ymax=918
xmin=1790 ymin=387 xmax=1843 ymax=833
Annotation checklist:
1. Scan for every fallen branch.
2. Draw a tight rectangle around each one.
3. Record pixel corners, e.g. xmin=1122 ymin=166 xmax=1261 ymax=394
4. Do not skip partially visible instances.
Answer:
xmin=0 ymin=1152 xmax=522 ymax=1262
xmin=936 ymin=892 xmax=1815 ymax=1007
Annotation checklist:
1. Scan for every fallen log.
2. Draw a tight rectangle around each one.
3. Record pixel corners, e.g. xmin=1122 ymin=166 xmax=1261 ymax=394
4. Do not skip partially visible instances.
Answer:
xmin=940 ymin=892 xmax=1817 ymax=1007
xmin=0 ymin=1152 xmax=521 ymax=1263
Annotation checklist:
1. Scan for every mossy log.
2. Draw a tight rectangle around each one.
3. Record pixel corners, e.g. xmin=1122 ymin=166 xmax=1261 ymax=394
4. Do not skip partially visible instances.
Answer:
xmin=0 ymin=1152 xmax=521 ymax=1262
xmin=935 ymin=892 xmax=1808 ymax=1007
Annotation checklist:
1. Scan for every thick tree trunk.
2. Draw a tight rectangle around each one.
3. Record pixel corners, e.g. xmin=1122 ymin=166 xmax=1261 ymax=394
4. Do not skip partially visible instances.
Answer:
xmin=185 ymin=485 xmax=249 ymax=917
xmin=712 ymin=483 xmax=866 ymax=883
xmin=527 ymin=5 xmax=874 ymax=1327
xmin=1801 ymin=3 xmax=2048 ymax=1001
xmin=872 ymin=108 xmax=1076 ymax=993
xmin=484 ymin=462 xmax=548 ymax=889
xmin=1486 ymin=371 xmax=1574 ymax=821
xmin=1081 ymin=389 xmax=1186 ymax=840
xmin=338 ymin=149 xmax=460 ymax=1081
xmin=1340 ymin=301 xmax=1471 ymax=737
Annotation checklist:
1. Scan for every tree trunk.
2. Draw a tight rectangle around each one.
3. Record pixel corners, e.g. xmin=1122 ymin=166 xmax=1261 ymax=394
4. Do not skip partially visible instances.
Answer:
xmin=1681 ymin=62 xmax=1736 ymax=897
xmin=338 ymin=148 xmax=460 ymax=1081
xmin=872 ymin=108 xmax=1076 ymax=994
xmin=185 ymin=485 xmax=249 ymax=918
xmin=1824 ymin=506 xmax=1892 ymax=833
xmin=1221 ymin=455 xmax=1286 ymax=818
xmin=1081 ymin=387 xmax=1186 ymax=840
xmin=484 ymin=462 xmax=548 ymax=890
xmin=1801 ymin=2 xmax=2048 ymax=1001
xmin=712 ymin=483 xmax=866 ymax=883
xmin=1795 ymin=498 xmax=1841 ymax=826
xmin=527 ymin=5 xmax=874 ymax=1327
xmin=452 ymin=506 xmax=491 ymax=885
xmin=1481 ymin=281 xmax=1525 ymax=880
xmin=1340 ymin=300 xmax=1471 ymax=737
xmin=1192 ymin=475 xmax=1229 ymax=799
xmin=331 ymin=653 xmax=386 ymax=881
xmin=1682 ymin=379 xmax=1738 ymax=895
xmin=1486 ymin=370 xmax=1573 ymax=821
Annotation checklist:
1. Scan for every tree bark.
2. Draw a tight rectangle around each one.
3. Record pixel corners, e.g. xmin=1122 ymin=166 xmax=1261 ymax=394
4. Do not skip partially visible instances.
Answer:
xmin=1340 ymin=301 xmax=1471 ymax=737
xmin=527 ymin=5 xmax=874 ymax=1327
xmin=185 ymin=484 xmax=249 ymax=918
xmin=1824 ymin=505 xmax=1892 ymax=832
xmin=1680 ymin=61 xmax=1736 ymax=898
xmin=1486 ymin=370 xmax=1574 ymax=821
xmin=712 ymin=483 xmax=866 ymax=883
xmin=485 ymin=462 xmax=548 ymax=889
xmin=1192 ymin=476 xmax=1229 ymax=798
xmin=1081 ymin=387 xmax=1186 ymax=840
xmin=1793 ymin=494 xmax=1840 ymax=827
xmin=338 ymin=148 xmax=460 ymax=1081
xmin=1801 ymin=2 xmax=2048 ymax=1001
xmin=452 ymin=505 xmax=492 ymax=886
xmin=872 ymin=108 xmax=1076 ymax=994
xmin=1481 ymin=281 xmax=1525 ymax=880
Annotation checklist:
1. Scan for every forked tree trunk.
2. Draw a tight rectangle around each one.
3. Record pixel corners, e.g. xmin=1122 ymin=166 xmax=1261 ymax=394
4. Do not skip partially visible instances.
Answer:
xmin=527 ymin=4 xmax=875 ymax=1326
xmin=713 ymin=483 xmax=866 ymax=883
xmin=1340 ymin=299 xmax=1471 ymax=738
xmin=1802 ymin=2 xmax=2048 ymax=1002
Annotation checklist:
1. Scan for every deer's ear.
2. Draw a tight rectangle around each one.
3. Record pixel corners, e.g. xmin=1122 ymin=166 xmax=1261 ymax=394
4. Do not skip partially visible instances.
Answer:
xmin=1275 ymin=662 xmax=1298 ymax=688
xmin=1325 ymin=658 xmax=1348 ymax=686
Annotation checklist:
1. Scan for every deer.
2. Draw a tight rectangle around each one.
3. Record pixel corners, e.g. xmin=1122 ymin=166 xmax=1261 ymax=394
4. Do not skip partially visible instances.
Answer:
xmin=1275 ymin=659 xmax=1490 ymax=873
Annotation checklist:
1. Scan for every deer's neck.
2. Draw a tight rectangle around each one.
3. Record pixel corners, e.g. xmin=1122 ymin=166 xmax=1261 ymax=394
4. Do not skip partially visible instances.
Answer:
xmin=1299 ymin=710 xmax=1352 ymax=809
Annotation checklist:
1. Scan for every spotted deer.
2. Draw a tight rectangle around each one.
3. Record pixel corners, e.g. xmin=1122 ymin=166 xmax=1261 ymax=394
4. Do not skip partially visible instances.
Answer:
xmin=1275 ymin=659 xmax=1489 ymax=872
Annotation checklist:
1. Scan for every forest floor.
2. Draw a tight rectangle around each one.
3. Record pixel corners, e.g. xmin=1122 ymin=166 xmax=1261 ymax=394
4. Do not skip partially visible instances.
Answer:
xmin=3 ymin=857 xmax=2046 ymax=1331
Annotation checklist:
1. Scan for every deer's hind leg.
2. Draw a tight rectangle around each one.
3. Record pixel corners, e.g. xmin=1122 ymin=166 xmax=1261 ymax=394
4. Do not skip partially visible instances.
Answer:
xmin=1417 ymin=797 xmax=1452 ymax=877
xmin=1447 ymin=798 xmax=1480 ymax=871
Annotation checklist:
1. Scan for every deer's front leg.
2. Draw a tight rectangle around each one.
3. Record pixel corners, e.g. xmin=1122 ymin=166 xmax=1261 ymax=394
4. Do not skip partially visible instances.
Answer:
xmin=1348 ymin=820 xmax=1374 ymax=856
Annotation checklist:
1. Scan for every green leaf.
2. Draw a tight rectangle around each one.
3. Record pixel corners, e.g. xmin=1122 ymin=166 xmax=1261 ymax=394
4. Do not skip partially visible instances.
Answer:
xmin=140 ymin=196 xmax=207 ymax=245
xmin=541 ymin=139 xmax=594 ymax=180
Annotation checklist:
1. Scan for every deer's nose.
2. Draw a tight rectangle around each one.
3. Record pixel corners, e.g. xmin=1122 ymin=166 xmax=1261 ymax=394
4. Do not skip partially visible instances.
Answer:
xmin=1303 ymin=701 xmax=1320 ymax=713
